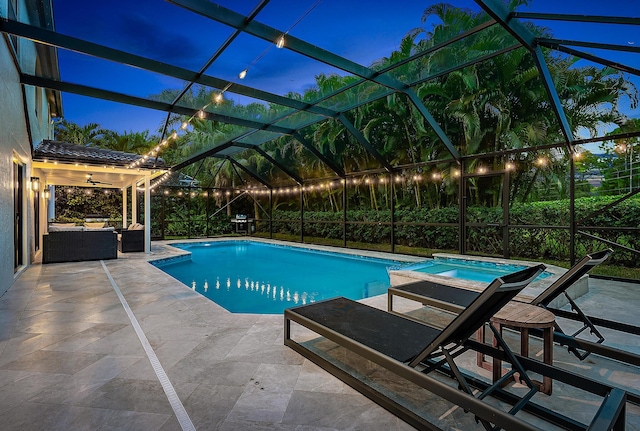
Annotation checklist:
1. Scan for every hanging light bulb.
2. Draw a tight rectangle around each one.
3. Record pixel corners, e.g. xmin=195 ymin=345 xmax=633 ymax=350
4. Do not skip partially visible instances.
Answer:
xmin=214 ymin=93 xmax=224 ymax=103
xmin=238 ymin=69 xmax=248 ymax=79
xmin=181 ymin=121 xmax=189 ymax=130
xmin=276 ymin=35 xmax=285 ymax=49
xmin=197 ymin=110 xmax=205 ymax=119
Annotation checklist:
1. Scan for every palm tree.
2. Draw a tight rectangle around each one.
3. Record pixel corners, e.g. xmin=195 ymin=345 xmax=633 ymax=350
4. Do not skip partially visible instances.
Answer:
xmin=54 ymin=119 xmax=113 ymax=147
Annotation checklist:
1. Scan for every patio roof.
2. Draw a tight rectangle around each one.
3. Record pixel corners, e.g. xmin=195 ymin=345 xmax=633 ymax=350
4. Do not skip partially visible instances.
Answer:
xmin=33 ymin=140 xmax=166 ymax=189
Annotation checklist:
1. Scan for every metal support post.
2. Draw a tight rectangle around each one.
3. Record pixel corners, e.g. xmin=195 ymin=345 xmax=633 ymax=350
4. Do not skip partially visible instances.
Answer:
xmin=343 ymin=179 xmax=347 ymax=248
xmin=459 ymin=161 xmax=467 ymax=254
xmin=570 ymin=155 xmax=576 ymax=265
xmin=503 ymin=170 xmax=510 ymax=259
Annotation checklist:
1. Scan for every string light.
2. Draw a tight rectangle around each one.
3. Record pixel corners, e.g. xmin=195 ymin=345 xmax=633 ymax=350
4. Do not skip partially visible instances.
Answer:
xmin=238 ymin=69 xmax=248 ymax=79
xmin=159 ymin=163 xmax=508 ymax=198
xmin=276 ymin=35 xmax=285 ymax=48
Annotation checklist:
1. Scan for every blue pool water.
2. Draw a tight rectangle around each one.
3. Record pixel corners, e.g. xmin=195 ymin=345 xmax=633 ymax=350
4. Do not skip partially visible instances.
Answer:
xmin=401 ymin=258 xmax=552 ymax=283
xmin=154 ymin=241 xmax=401 ymax=314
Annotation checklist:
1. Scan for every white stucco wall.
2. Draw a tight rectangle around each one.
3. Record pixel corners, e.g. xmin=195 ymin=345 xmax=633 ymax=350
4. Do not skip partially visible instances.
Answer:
xmin=0 ymin=0 xmax=57 ymax=295
xmin=0 ymin=38 xmax=31 ymax=295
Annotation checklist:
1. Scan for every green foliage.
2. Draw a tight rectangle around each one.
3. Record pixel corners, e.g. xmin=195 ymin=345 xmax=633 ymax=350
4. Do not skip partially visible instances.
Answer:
xmin=54 ymin=187 xmax=123 ymax=223
xmin=272 ymin=195 xmax=640 ymax=267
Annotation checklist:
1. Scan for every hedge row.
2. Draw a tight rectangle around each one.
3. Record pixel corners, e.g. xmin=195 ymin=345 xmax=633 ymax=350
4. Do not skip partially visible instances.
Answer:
xmin=268 ymin=196 xmax=640 ymax=266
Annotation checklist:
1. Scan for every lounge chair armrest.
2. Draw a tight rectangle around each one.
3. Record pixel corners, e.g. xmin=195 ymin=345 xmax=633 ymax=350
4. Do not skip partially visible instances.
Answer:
xmin=587 ymin=388 xmax=626 ymax=431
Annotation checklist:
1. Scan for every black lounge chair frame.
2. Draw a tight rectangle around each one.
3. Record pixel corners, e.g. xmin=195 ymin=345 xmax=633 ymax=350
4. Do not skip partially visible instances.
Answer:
xmin=285 ymin=265 xmax=626 ymax=431
xmin=388 ymin=249 xmax=640 ymax=372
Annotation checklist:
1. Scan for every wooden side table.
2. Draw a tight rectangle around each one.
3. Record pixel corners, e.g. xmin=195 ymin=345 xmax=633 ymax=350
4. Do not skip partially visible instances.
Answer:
xmin=476 ymin=302 xmax=555 ymax=395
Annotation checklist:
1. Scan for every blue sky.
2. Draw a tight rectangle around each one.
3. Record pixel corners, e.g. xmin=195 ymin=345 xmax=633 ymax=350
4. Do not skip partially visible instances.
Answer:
xmin=51 ymin=0 xmax=639 ymax=145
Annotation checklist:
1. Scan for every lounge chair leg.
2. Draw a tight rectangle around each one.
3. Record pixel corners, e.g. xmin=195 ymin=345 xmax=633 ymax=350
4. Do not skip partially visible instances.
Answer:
xmin=486 ymin=323 xmax=538 ymax=414
xmin=442 ymin=350 xmax=496 ymax=431
xmin=564 ymin=292 xmax=606 ymax=342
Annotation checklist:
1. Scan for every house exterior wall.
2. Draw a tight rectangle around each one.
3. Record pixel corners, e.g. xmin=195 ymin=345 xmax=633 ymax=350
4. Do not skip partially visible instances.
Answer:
xmin=0 ymin=0 xmax=58 ymax=295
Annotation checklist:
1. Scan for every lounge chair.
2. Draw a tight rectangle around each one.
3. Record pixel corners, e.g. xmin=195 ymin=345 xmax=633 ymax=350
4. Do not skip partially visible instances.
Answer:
xmin=285 ymin=264 xmax=626 ymax=430
xmin=388 ymin=250 xmax=629 ymax=361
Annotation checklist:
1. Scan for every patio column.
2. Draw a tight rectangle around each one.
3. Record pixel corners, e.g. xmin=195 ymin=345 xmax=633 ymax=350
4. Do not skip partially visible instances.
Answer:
xmin=131 ymin=181 xmax=138 ymax=223
xmin=122 ymin=187 xmax=128 ymax=229
xmin=144 ymin=175 xmax=150 ymax=253
xmin=47 ymin=185 xmax=55 ymax=221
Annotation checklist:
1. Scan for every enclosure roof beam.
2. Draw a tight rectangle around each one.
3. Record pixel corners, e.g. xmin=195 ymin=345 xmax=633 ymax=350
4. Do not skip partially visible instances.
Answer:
xmin=169 ymin=0 xmax=466 ymax=159
xmin=405 ymin=90 xmax=460 ymax=160
xmin=337 ymin=115 xmax=393 ymax=173
xmin=234 ymin=143 xmax=304 ymax=185
xmin=21 ymin=74 xmax=294 ymax=136
xmin=538 ymin=42 xmax=640 ymax=77
xmin=292 ymin=132 xmax=345 ymax=178
xmin=171 ymin=142 xmax=235 ymax=171
xmin=162 ymin=1 xmax=271 ymax=141
xmin=224 ymin=156 xmax=272 ymax=189
xmin=169 ymin=0 xmax=406 ymax=91
xmin=536 ymin=38 xmax=640 ymax=54
xmin=169 ymin=0 xmax=270 ymax=107
xmin=511 ymin=12 xmax=640 ymax=26
xmin=0 ymin=18 xmax=337 ymax=118
xmin=474 ymin=0 xmax=536 ymax=50
xmin=532 ymin=47 xmax=574 ymax=146
xmin=474 ymin=1 xmax=574 ymax=147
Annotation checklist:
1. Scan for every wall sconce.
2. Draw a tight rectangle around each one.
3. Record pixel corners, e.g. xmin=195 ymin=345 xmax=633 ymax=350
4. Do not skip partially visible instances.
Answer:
xmin=43 ymin=189 xmax=50 ymax=199
xmin=30 ymin=177 xmax=40 ymax=191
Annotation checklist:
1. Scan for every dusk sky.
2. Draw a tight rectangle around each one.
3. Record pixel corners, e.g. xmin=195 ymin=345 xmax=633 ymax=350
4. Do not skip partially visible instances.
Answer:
xmin=49 ymin=0 xmax=639 ymax=143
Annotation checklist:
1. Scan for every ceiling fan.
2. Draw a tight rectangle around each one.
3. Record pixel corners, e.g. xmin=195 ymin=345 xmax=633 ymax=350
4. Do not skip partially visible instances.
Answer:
xmin=86 ymin=173 xmax=112 ymax=186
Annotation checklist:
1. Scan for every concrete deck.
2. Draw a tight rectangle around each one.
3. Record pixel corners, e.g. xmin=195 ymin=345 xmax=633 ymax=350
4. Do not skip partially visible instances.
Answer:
xmin=1 ymin=241 xmax=639 ymax=430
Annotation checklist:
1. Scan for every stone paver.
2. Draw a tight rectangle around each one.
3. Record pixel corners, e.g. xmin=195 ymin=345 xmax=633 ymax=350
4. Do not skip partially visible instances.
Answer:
xmin=0 ymin=240 xmax=638 ymax=430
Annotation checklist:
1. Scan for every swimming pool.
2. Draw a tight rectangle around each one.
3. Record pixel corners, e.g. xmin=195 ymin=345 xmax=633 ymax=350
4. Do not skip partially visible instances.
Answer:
xmin=154 ymin=241 xmax=402 ymax=314
xmin=396 ymin=257 xmax=552 ymax=283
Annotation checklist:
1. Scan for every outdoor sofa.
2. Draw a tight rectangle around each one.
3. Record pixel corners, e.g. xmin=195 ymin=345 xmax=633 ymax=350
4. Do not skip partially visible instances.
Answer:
xmin=118 ymin=222 xmax=145 ymax=253
xmin=43 ymin=223 xmax=117 ymax=263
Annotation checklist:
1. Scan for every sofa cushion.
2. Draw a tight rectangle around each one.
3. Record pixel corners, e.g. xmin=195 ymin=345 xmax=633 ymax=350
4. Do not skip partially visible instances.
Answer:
xmin=84 ymin=222 xmax=105 ymax=229
xmin=51 ymin=222 xmax=75 ymax=228
xmin=49 ymin=225 xmax=83 ymax=232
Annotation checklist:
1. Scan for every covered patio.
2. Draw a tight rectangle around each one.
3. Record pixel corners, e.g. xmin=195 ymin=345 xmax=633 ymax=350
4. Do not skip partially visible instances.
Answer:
xmin=33 ymin=140 xmax=168 ymax=254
